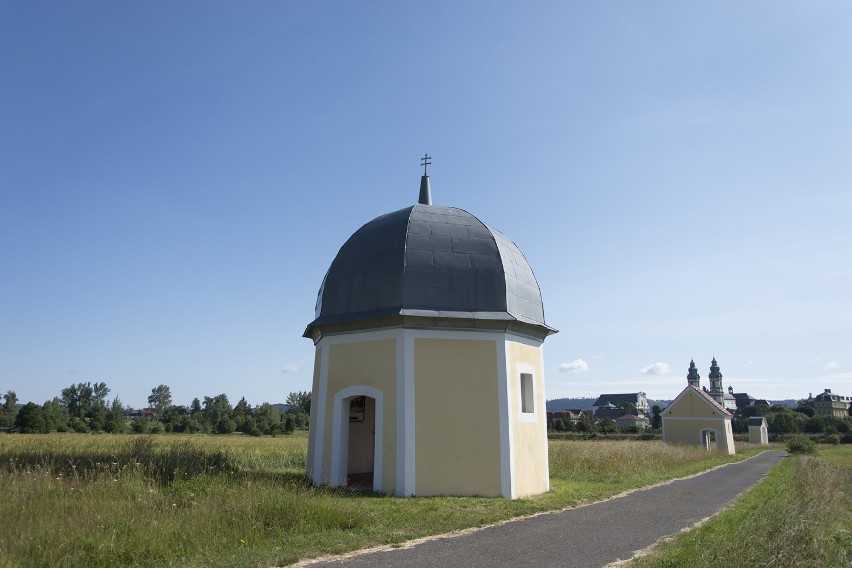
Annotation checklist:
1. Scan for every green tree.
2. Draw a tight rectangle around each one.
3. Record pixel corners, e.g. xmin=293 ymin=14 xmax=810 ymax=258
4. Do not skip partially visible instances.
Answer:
xmin=0 ymin=390 xmax=18 ymax=428
xmin=61 ymin=383 xmax=87 ymax=418
xmin=203 ymin=394 xmax=232 ymax=428
xmin=618 ymin=402 xmax=636 ymax=415
xmin=650 ymin=405 xmax=662 ymax=429
xmin=804 ymin=415 xmax=826 ymax=434
xmin=233 ymin=397 xmax=250 ymax=431
xmin=15 ymin=402 xmax=48 ymax=433
xmin=742 ymin=404 xmax=771 ymax=419
xmin=216 ymin=417 xmax=236 ymax=434
xmin=173 ymin=414 xmax=202 ymax=433
xmin=285 ymin=391 xmax=311 ymax=415
xmin=552 ymin=418 xmax=565 ymax=432
xmin=253 ymin=403 xmax=283 ymax=435
xmin=104 ymin=397 xmax=126 ymax=433
xmin=599 ymin=418 xmax=619 ymax=434
xmin=93 ymin=382 xmax=110 ymax=407
xmin=61 ymin=381 xmax=110 ymax=423
xmin=794 ymin=404 xmax=815 ymax=417
xmin=732 ymin=415 xmax=749 ymax=434
xmin=577 ymin=411 xmax=597 ymax=433
xmin=147 ymin=384 xmax=173 ymax=416
xmin=41 ymin=397 xmax=69 ymax=432
xmin=770 ymin=411 xmax=802 ymax=434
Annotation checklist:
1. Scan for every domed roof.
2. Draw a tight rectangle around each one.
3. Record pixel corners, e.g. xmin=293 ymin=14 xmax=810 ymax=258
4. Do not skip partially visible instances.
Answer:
xmin=304 ymin=201 xmax=555 ymax=340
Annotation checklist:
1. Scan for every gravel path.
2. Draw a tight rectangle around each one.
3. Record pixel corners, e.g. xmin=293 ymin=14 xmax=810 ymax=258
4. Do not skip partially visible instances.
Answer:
xmin=299 ymin=450 xmax=787 ymax=568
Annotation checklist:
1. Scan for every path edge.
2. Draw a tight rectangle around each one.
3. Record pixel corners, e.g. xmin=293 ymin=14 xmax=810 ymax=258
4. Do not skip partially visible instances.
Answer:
xmin=290 ymin=449 xmax=783 ymax=568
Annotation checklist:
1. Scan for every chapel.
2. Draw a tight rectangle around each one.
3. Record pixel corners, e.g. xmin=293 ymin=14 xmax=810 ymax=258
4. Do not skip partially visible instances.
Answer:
xmin=303 ymin=159 xmax=556 ymax=497
xmin=662 ymin=359 xmax=736 ymax=455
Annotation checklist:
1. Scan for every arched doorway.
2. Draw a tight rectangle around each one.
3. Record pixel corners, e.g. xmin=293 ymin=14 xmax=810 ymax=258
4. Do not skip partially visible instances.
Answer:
xmin=701 ymin=429 xmax=717 ymax=450
xmin=330 ymin=386 xmax=383 ymax=492
xmin=346 ymin=395 xmax=375 ymax=488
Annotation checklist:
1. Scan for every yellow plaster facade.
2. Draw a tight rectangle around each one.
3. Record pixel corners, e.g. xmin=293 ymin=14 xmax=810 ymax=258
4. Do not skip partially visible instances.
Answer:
xmin=662 ymin=386 xmax=735 ymax=455
xmin=307 ymin=337 xmax=398 ymax=493
xmin=414 ymin=338 xmax=501 ymax=496
xmin=306 ymin=328 xmax=551 ymax=498
xmin=507 ymin=340 xmax=549 ymax=497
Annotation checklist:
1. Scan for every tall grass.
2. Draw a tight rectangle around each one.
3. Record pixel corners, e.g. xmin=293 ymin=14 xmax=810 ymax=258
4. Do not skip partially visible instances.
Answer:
xmin=628 ymin=448 xmax=852 ymax=568
xmin=549 ymin=439 xmax=762 ymax=485
xmin=0 ymin=434 xmax=768 ymax=568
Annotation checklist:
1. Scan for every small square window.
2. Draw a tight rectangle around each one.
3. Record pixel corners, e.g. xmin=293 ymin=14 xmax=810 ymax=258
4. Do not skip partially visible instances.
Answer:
xmin=520 ymin=373 xmax=534 ymax=414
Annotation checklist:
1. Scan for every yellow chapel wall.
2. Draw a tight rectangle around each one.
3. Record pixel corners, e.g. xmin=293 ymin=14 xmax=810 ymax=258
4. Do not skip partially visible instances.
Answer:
xmin=306 ymin=347 xmax=322 ymax=480
xmin=663 ymin=417 xmax=730 ymax=445
xmin=663 ymin=417 xmax=735 ymax=455
xmin=413 ymin=338 xmax=502 ymax=497
xmin=506 ymin=340 xmax=549 ymax=497
xmin=663 ymin=389 xmax=735 ymax=454
xmin=322 ymin=338 xmax=398 ymax=494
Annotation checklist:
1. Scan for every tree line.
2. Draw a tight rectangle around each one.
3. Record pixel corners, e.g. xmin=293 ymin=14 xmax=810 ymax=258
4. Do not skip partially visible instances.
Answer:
xmin=0 ymin=383 xmax=312 ymax=437
xmin=547 ymin=401 xmax=852 ymax=438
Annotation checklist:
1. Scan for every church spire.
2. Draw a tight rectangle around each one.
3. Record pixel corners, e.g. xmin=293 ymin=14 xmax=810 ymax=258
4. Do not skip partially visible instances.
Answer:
xmin=708 ymin=357 xmax=724 ymax=405
xmin=687 ymin=359 xmax=701 ymax=388
xmin=709 ymin=357 xmax=723 ymax=380
xmin=418 ymin=154 xmax=432 ymax=205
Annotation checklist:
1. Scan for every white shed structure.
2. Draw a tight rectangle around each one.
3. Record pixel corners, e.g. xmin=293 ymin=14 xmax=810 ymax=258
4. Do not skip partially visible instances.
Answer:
xmin=748 ymin=416 xmax=769 ymax=445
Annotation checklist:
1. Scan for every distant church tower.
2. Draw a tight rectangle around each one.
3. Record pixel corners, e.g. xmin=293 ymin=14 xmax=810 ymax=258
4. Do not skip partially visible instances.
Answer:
xmin=708 ymin=357 xmax=724 ymax=405
xmin=686 ymin=359 xmax=701 ymax=388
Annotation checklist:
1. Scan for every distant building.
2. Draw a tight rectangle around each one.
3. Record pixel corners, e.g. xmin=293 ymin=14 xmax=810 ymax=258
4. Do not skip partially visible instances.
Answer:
xmin=686 ymin=359 xmax=701 ymax=388
xmin=706 ymin=358 xmax=737 ymax=411
xmin=813 ymin=389 xmax=848 ymax=418
xmin=732 ymin=391 xmax=756 ymax=410
xmin=662 ymin=385 xmax=735 ymax=455
xmin=748 ymin=417 xmax=769 ymax=445
xmin=592 ymin=392 xmax=648 ymax=415
xmin=546 ymin=410 xmax=582 ymax=425
xmin=124 ymin=408 xmax=155 ymax=418
xmin=593 ymin=402 xmax=622 ymax=420
xmin=615 ymin=414 xmax=649 ymax=430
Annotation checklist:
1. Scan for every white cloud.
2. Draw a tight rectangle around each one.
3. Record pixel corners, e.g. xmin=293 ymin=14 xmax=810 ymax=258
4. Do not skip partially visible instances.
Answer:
xmin=640 ymin=362 xmax=671 ymax=375
xmin=824 ymin=361 xmax=839 ymax=370
xmin=281 ymin=364 xmax=299 ymax=374
xmin=559 ymin=359 xmax=589 ymax=373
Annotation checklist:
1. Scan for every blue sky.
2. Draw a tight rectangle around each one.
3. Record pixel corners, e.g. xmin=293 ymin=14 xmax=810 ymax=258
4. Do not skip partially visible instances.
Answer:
xmin=2 ymin=2 xmax=850 ymax=408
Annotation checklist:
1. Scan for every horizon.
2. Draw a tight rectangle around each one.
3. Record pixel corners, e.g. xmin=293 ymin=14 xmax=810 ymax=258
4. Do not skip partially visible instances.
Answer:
xmin=2 ymin=2 xmax=850 ymax=409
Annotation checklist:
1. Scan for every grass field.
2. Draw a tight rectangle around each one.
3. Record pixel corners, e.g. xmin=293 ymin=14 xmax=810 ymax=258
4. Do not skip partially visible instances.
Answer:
xmin=626 ymin=445 xmax=852 ymax=568
xmin=0 ymin=433 xmax=772 ymax=567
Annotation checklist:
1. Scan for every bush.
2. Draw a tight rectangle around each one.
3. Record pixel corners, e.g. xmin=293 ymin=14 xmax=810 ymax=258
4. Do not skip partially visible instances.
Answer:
xmin=824 ymin=434 xmax=841 ymax=445
xmin=786 ymin=435 xmax=816 ymax=454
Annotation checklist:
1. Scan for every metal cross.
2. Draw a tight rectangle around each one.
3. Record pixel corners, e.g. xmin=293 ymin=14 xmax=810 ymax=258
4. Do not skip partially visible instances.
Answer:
xmin=421 ymin=154 xmax=431 ymax=175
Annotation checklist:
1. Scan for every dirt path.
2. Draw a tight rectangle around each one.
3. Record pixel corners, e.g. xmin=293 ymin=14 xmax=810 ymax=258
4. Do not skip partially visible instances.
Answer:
xmin=297 ymin=450 xmax=787 ymax=568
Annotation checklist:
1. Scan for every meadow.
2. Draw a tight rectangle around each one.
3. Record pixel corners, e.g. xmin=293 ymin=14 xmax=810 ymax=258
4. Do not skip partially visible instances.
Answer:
xmin=626 ymin=445 xmax=852 ymax=568
xmin=0 ymin=433 xmax=771 ymax=567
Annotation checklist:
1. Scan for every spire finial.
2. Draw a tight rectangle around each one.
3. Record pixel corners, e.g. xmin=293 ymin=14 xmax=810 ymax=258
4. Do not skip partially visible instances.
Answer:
xmin=418 ymin=154 xmax=432 ymax=205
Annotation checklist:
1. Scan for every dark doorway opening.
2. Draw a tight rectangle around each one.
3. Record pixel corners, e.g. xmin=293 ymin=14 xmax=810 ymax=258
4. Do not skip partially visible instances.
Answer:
xmin=346 ymin=395 xmax=375 ymax=489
